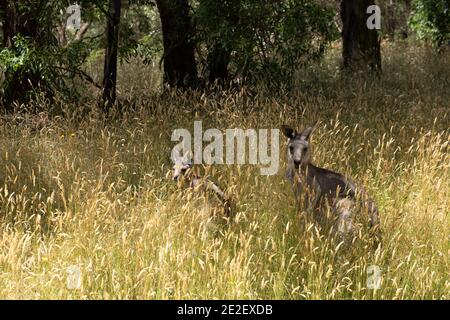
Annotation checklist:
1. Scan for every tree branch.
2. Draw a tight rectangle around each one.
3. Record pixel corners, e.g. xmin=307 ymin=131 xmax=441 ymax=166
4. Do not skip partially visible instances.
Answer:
xmin=55 ymin=66 xmax=102 ymax=90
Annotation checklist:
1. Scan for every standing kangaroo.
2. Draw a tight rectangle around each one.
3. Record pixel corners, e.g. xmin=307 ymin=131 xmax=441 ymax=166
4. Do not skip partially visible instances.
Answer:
xmin=281 ymin=124 xmax=381 ymax=242
xmin=171 ymin=151 xmax=235 ymax=219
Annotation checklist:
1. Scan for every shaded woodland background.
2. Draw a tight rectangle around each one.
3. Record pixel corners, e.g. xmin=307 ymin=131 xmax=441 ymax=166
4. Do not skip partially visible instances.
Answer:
xmin=0 ymin=0 xmax=449 ymax=108
xmin=0 ymin=1 xmax=448 ymax=300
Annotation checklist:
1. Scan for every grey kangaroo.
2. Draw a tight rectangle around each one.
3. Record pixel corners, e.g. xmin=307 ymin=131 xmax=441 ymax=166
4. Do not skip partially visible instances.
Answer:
xmin=281 ymin=124 xmax=381 ymax=242
xmin=172 ymin=151 xmax=234 ymax=219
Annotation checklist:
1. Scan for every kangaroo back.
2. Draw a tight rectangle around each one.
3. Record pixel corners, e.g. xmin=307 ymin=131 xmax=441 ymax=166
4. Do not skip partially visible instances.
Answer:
xmin=171 ymin=152 xmax=235 ymax=219
xmin=190 ymin=177 xmax=235 ymax=219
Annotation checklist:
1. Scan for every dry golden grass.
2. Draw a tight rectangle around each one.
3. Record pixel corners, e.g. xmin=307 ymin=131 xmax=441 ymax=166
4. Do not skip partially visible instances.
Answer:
xmin=0 ymin=43 xmax=448 ymax=299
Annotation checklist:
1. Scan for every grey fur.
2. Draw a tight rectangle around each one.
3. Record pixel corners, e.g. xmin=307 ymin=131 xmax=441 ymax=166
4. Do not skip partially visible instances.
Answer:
xmin=281 ymin=125 xmax=381 ymax=242
xmin=172 ymin=153 xmax=234 ymax=218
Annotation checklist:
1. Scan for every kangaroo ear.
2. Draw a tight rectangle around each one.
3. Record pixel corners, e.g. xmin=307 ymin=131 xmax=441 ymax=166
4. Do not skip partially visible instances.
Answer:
xmin=300 ymin=124 xmax=316 ymax=141
xmin=281 ymin=125 xmax=296 ymax=139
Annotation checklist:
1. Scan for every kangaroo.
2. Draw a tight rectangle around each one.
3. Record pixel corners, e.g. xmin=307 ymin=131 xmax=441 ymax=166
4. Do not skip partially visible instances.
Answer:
xmin=171 ymin=151 xmax=235 ymax=219
xmin=281 ymin=124 xmax=381 ymax=243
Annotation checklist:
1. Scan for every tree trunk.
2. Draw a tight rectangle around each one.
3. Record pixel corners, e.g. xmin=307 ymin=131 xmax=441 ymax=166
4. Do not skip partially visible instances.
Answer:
xmin=1 ymin=0 xmax=7 ymax=47
xmin=1 ymin=1 xmax=51 ymax=108
xmin=207 ymin=43 xmax=231 ymax=86
xmin=102 ymin=0 xmax=121 ymax=110
xmin=0 ymin=0 xmax=17 ymax=48
xmin=385 ymin=1 xmax=396 ymax=39
xmin=156 ymin=0 xmax=197 ymax=88
xmin=341 ymin=0 xmax=381 ymax=72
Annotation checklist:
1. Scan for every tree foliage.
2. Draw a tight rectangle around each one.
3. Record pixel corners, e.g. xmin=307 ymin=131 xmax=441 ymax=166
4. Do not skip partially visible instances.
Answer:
xmin=409 ymin=0 xmax=450 ymax=47
xmin=195 ymin=0 xmax=338 ymax=85
xmin=0 ymin=0 xmax=105 ymax=106
xmin=0 ymin=0 xmax=448 ymax=108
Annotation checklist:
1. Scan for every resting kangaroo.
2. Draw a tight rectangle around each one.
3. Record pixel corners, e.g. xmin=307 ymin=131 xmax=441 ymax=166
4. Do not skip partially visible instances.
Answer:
xmin=171 ymin=151 xmax=235 ymax=219
xmin=281 ymin=124 xmax=381 ymax=242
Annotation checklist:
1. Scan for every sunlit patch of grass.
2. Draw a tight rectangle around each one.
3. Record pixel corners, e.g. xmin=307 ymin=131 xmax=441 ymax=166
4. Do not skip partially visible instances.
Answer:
xmin=0 ymin=44 xmax=448 ymax=299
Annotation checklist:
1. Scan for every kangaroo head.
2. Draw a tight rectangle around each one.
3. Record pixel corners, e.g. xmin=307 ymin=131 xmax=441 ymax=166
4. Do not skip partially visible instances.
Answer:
xmin=172 ymin=151 xmax=193 ymax=181
xmin=281 ymin=124 xmax=316 ymax=169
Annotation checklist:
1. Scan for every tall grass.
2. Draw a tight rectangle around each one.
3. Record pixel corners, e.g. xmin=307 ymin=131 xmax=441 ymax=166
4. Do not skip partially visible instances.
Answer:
xmin=0 ymin=43 xmax=448 ymax=299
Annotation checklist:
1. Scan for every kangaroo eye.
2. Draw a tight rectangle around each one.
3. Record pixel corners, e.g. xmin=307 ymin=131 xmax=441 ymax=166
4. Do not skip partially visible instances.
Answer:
xmin=181 ymin=167 xmax=188 ymax=173
xmin=289 ymin=146 xmax=294 ymax=153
